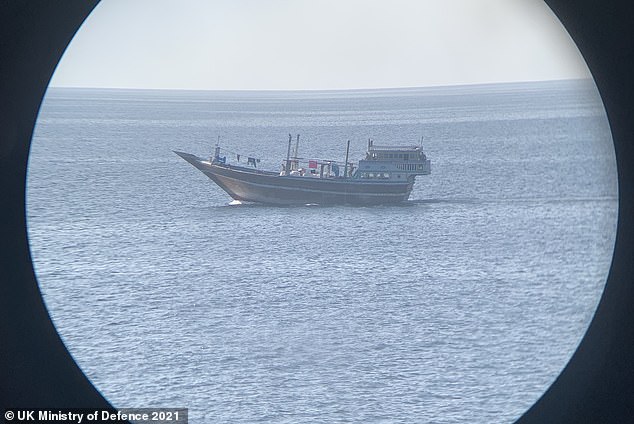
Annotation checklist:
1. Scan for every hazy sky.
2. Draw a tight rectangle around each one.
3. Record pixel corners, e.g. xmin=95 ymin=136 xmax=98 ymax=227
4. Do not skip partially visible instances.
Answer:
xmin=50 ymin=0 xmax=592 ymax=90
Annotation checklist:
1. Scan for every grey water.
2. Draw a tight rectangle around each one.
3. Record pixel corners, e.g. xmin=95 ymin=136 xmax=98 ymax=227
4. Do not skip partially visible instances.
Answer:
xmin=27 ymin=80 xmax=617 ymax=423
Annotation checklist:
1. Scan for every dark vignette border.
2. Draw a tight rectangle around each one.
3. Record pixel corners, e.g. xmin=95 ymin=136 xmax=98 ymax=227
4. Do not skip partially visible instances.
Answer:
xmin=0 ymin=0 xmax=632 ymax=421
xmin=517 ymin=1 xmax=634 ymax=422
xmin=0 ymin=0 xmax=107 ymax=409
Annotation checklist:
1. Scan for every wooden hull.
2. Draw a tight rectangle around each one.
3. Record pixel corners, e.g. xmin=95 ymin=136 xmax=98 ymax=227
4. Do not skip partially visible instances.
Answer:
xmin=175 ymin=151 xmax=414 ymax=205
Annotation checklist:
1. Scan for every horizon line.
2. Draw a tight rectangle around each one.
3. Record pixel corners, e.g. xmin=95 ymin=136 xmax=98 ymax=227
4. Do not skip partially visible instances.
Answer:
xmin=47 ymin=77 xmax=594 ymax=93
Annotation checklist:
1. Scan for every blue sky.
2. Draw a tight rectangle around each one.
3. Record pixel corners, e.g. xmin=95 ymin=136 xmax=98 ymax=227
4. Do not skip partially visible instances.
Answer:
xmin=50 ymin=0 xmax=592 ymax=90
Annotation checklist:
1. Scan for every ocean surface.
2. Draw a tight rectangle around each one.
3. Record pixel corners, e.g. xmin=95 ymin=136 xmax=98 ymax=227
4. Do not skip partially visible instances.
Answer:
xmin=27 ymin=80 xmax=618 ymax=423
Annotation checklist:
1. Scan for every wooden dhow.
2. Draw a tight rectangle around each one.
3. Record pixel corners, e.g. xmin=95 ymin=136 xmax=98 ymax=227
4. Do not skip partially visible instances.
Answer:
xmin=175 ymin=135 xmax=431 ymax=205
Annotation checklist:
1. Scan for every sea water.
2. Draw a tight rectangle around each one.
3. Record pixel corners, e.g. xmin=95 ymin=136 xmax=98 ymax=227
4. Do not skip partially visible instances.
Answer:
xmin=27 ymin=80 xmax=617 ymax=423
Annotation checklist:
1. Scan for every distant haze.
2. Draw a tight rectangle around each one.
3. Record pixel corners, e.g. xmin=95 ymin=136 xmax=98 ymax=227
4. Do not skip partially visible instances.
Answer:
xmin=50 ymin=0 xmax=592 ymax=90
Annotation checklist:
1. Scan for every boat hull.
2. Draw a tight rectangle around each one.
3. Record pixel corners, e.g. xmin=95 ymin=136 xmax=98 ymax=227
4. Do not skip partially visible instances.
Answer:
xmin=175 ymin=151 xmax=414 ymax=205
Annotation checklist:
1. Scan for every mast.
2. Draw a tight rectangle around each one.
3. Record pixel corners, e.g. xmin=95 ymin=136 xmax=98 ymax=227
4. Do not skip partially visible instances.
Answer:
xmin=294 ymin=134 xmax=300 ymax=160
xmin=343 ymin=139 xmax=350 ymax=178
xmin=285 ymin=133 xmax=292 ymax=175
xmin=214 ymin=136 xmax=221 ymax=161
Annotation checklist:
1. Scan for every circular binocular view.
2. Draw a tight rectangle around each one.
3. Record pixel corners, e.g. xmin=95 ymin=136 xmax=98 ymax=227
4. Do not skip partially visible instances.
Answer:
xmin=27 ymin=1 xmax=617 ymax=423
